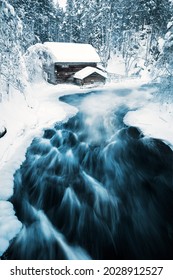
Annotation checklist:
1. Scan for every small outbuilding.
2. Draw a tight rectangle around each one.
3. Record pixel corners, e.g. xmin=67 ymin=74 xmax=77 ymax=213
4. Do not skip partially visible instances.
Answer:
xmin=43 ymin=42 xmax=104 ymax=85
xmin=73 ymin=66 xmax=107 ymax=86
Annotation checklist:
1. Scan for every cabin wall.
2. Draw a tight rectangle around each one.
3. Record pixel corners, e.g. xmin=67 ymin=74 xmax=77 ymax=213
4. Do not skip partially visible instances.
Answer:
xmin=83 ymin=73 xmax=106 ymax=85
xmin=43 ymin=64 xmax=57 ymax=84
xmin=74 ymin=78 xmax=83 ymax=86
xmin=55 ymin=63 xmax=97 ymax=83
xmin=74 ymin=73 xmax=106 ymax=86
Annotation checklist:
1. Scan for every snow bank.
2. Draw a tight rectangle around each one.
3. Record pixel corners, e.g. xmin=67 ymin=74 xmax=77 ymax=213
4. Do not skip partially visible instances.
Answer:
xmin=124 ymin=102 xmax=173 ymax=149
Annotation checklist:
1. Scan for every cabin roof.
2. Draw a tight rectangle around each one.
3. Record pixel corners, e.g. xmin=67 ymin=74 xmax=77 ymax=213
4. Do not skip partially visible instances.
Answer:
xmin=44 ymin=42 xmax=100 ymax=63
xmin=73 ymin=66 xmax=107 ymax=80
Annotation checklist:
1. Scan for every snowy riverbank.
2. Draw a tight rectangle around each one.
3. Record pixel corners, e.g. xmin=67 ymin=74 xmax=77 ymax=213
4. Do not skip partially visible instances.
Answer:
xmin=124 ymin=102 xmax=173 ymax=149
xmin=0 ymin=82 xmax=78 ymax=256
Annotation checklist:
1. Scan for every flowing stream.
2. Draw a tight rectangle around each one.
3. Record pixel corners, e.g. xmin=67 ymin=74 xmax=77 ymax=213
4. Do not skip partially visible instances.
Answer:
xmin=4 ymin=87 xmax=173 ymax=260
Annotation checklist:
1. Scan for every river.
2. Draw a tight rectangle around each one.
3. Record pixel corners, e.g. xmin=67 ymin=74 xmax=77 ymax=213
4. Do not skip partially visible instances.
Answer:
xmin=4 ymin=87 xmax=173 ymax=260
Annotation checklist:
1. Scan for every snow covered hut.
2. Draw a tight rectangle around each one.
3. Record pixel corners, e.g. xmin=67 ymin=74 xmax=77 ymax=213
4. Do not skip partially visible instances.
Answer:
xmin=74 ymin=66 xmax=107 ymax=86
xmin=43 ymin=42 xmax=103 ymax=84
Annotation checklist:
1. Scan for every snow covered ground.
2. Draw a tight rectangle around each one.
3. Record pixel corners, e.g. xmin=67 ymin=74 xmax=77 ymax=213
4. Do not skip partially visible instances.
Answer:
xmin=107 ymin=54 xmax=126 ymax=76
xmin=0 ymin=78 xmax=173 ymax=257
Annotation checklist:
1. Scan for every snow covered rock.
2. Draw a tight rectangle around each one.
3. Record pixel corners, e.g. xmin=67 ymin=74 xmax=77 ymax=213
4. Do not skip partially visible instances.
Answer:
xmin=0 ymin=126 xmax=7 ymax=139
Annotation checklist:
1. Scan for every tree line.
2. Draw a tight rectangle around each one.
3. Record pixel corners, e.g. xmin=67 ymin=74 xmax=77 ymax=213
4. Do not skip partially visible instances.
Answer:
xmin=8 ymin=0 xmax=173 ymax=58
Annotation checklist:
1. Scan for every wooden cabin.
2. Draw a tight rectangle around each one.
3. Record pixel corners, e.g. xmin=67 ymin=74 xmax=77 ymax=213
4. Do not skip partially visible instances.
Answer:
xmin=74 ymin=66 xmax=107 ymax=86
xmin=43 ymin=42 xmax=104 ymax=85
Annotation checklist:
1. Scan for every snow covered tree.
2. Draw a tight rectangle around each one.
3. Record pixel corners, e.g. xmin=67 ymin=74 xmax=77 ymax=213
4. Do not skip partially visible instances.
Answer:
xmin=149 ymin=0 xmax=172 ymax=35
xmin=153 ymin=20 xmax=173 ymax=105
xmin=24 ymin=43 xmax=54 ymax=83
xmin=10 ymin=0 xmax=63 ymax=44
xmin=87 ymin=0 xmax=112 ymax=64
xmin=61 ymin=0 xmax=88 ymax=43
xmin=0 ymin=0 xmax=28 ymax=101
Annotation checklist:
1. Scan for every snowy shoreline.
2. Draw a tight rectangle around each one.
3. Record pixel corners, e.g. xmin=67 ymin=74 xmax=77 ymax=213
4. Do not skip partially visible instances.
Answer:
xmin=0 ymin=79 xmax=173 ymax=257
xmin=124 ymin=102 xmax=173 ymax=150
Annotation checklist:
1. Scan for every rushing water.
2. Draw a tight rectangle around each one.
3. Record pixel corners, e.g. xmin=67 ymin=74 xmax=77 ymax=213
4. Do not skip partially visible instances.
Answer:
xmin=4 ymin=88 xmax=173 ymax=260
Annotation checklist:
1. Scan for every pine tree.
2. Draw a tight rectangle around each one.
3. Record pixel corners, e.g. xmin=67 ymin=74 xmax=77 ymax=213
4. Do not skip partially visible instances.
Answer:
xmin=9 ymin=0 xmax=63 ymax=44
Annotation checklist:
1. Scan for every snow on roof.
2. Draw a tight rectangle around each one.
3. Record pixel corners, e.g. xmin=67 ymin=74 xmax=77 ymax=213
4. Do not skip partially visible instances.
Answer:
xmin=73 ymin=66 xmax=107 ymax=80
xmin=44 ymin=42 xmax=100 ymax=63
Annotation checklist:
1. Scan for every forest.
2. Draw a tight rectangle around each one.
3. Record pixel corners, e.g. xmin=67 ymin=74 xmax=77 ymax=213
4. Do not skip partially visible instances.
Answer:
xmin=1 ymin=0 xmax=173 ymax=100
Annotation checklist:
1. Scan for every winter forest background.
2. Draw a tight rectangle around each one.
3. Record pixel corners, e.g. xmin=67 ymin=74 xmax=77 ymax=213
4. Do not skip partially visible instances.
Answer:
xmin=1 ymin=0 xmax=173 ymax=101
